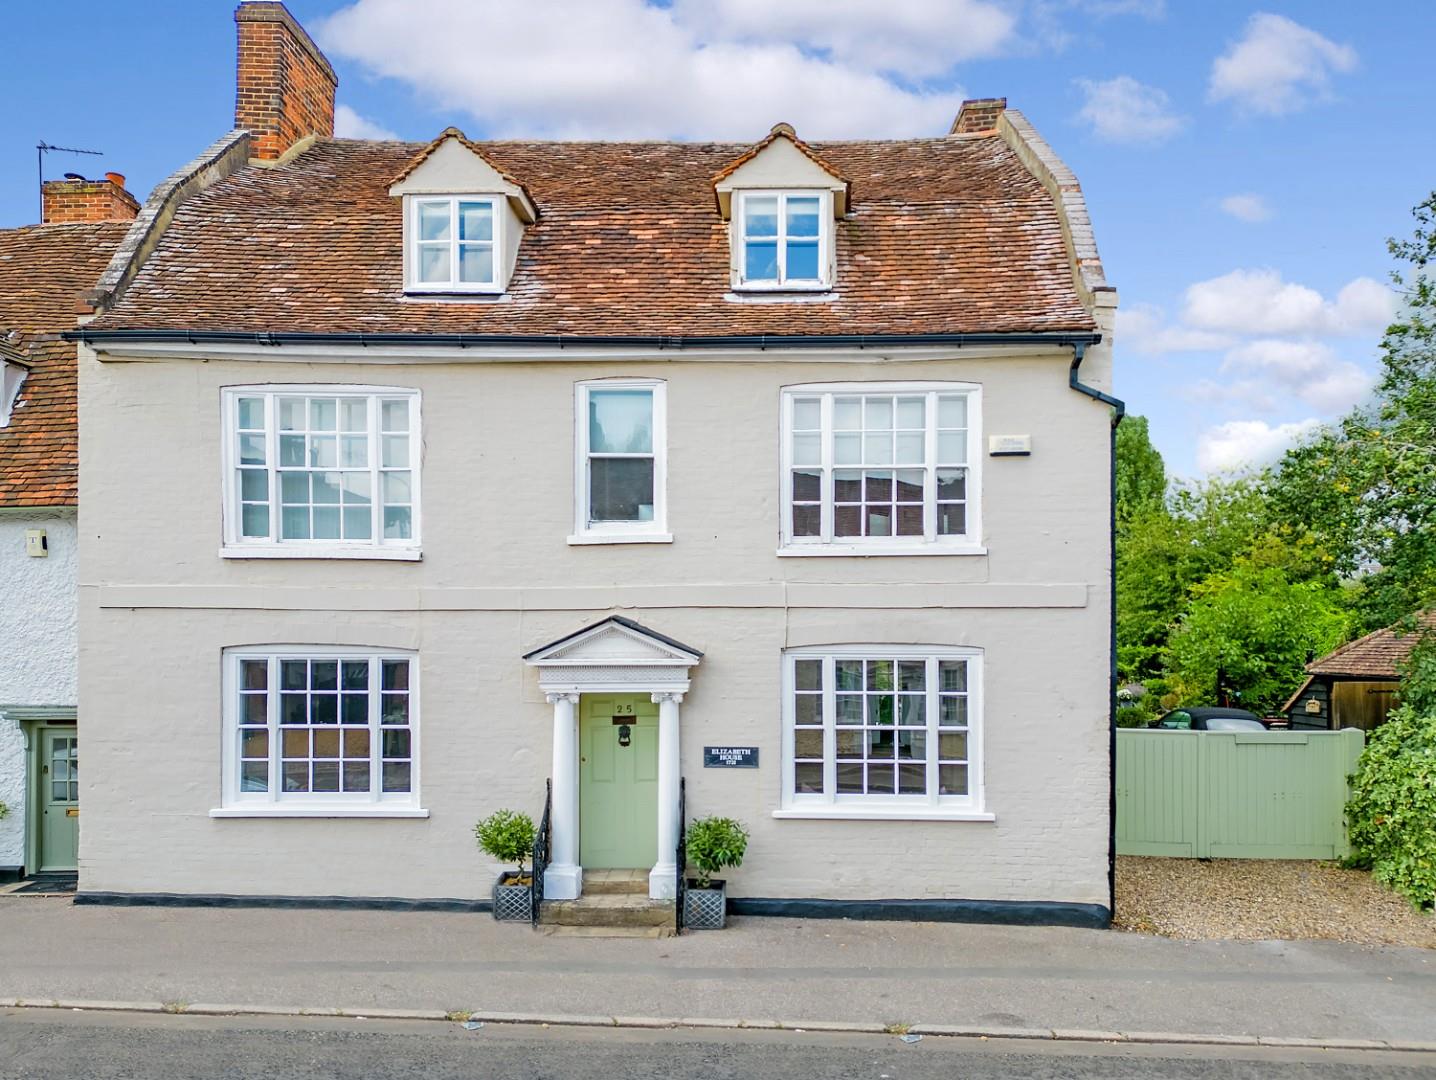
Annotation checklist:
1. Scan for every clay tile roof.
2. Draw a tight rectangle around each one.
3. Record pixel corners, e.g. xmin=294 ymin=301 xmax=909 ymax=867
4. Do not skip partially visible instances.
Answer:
xmin=0 ymin=221 xmax=130 ymax=507
xmin=90 ymin=133 xmax=1096 ymax=338
xmin=1307 ymin=611 xmax=1436 ymax=679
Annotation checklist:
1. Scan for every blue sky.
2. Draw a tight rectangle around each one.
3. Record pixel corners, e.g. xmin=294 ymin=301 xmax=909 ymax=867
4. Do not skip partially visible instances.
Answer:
xmin=3 ymin=0 xmax=1431 ymax=476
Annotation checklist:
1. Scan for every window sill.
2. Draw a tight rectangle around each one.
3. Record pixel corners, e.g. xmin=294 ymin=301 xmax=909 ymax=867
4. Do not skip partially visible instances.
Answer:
xmin=220 ymin=545 xmax=423 ymax=562
xmin=731 ymin=282 xmax=832 ymax=293
xmin=776 ymin=543 xmax=987 ymax=558
xmin=210 ymin=806 xmax=430 ymax=819
xmin=403 ymin=285 xmax=505 ymax=297
xmin=773 ymin=807 xmax=994 ymax=822
xmin=567 ymin=533 xmax=674 ymax=546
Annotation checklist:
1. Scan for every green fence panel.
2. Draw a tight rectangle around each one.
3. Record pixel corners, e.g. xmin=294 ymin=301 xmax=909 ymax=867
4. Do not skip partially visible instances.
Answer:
xmin=1116 ymin=729 xmax=1364 ymax=859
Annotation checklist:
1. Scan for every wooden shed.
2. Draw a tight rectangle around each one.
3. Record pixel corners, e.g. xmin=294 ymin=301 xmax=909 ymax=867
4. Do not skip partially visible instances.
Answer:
xmin=1285 ymin=611 xmax=1434 ymax=731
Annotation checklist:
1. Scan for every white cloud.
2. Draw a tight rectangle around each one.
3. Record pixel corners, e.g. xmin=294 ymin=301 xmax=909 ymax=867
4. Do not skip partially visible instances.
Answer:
xmin=1219 ymin=339 xmax=1373 ymax=412
xmin=1074 ymin=75 xmax=1183 ymax=143
xmin=1208 ymin=13 xmax=1357 ymax=116
xmin=1196 ymin=418 xmax=1322 ymax=473
xmin=1219 ymin=193 xmax=1271 ymax=223
xmin=1181 ymin=269 xmax=1395 ymax=337
xmin=1116 ymin=303 xmax=1235 ymax=355
xmin=671 ymin=0 xmax=1015 ymax=78
xmin=318 ymin=0 xmax=974 ymax=140
xmin=333 ymin=104 xmax=399 ymax=141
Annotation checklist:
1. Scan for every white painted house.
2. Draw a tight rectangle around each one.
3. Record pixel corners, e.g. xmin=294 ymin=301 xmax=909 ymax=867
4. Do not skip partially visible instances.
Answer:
xmin=69 ymin=3 xmax=1121 ymax=926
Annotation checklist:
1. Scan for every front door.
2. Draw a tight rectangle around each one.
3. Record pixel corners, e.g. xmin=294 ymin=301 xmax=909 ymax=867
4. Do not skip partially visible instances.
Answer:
xmin=39 ymin=728 xmax=79 ymax=871
xmin=579 ymin=693 xmax=658 ymax=869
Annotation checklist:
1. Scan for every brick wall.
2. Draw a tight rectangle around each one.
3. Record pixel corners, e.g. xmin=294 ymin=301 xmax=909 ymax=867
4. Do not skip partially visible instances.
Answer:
xmin=40 ymin=178 xmax=139 ymax=224
xmin=951 ymin=98 xmax=1008 ymax=135
xmin=235 ymin=2 xmax=337 ymax=161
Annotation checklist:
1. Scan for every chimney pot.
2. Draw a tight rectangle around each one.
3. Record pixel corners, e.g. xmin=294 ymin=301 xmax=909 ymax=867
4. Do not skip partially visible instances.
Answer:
xmin=105 ymin=171 xmax=126 ymax=188
xmin=41 ymin=174 xmax=139 ymax=225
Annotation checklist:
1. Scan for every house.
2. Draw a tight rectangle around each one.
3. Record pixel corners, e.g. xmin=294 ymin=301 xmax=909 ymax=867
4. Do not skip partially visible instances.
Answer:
xmin=67 ymin=2 xmax=1120 ymax=926
xmin=0 ymin=175 xmax=137 ymax=882
xmin=1284 ymin=611 xmax=1435 ymax=731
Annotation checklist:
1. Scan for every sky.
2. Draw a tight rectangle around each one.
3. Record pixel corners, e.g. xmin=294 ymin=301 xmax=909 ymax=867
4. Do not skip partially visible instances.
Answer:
xmin=3 ymin=0 xmax=1432 ymax=477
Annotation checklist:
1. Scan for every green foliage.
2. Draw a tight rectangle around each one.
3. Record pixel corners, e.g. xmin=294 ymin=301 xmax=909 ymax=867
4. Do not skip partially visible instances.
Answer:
xmin=685 ymin=815 xmax=749 ymax=889
xmin=1115 ymin=414 xmax=1167 ymax=525
xmin=473 ymin=809 xmax=536 ymax=873
xmin=1345 ymin=633 xmax=1436 ymax=909
xmin=0 ymin=802 xmax=8 ymax=820
xmin=1165 ymin=541 xmax=1351 ymax=713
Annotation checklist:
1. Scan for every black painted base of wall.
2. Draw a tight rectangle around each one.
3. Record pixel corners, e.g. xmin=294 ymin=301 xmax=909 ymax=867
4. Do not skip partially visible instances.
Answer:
xmin=729 ymin=897 xmax=1112 ymax=929
xmin=73 ymin=890 xmax=1110 ymax=928
xmin=0 ymin=866 xmax=23 ymax=885
xmin=74 ymin=892 xmax=491 ymax=913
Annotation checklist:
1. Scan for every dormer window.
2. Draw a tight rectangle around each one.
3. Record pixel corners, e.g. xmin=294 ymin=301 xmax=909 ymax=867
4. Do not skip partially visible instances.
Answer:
xmin=390 ymin=127 xmax=537 ymax=298
xmin=0 ymin=342 xmax=30 ymax=428
xmin=738 ymin=191 xmax=829 ymax=289
xmin=409 ymin=196 xmax=500 ymax=292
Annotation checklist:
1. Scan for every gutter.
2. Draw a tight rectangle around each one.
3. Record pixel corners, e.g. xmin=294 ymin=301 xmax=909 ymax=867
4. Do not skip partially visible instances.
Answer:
xmin=66 ymin=328 xmax=1101 ymax=352
xmin=1068 ymin=340 xmax=1126 ymax=924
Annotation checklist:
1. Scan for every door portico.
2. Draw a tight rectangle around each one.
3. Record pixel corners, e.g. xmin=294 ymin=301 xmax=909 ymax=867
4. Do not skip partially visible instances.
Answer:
xmin=523 ymin=616 xmax=701 ymax=900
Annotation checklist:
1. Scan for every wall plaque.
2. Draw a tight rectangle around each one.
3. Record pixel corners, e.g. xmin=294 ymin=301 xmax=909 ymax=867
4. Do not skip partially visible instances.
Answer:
xmin=703 ymin=746 xmax=759 ymax=768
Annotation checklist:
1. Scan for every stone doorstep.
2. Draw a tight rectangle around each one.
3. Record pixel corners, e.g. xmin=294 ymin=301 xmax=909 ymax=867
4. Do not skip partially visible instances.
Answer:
xmin=540 ymin=925 xmax=676 ymax=939
xmin=540 ymin=893 xmax=677 ymax=929
xmin=580 ymin=870 xmax=651 ymax=897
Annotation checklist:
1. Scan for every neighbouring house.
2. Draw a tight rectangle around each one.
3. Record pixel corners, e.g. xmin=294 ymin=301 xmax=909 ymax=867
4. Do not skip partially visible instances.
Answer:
xmin=1285 ymin=611 xmax=1436 ymax=731
xmin=67 ymin=2 xmax=1121 ymax=925
xmin=0 ymin=175 xmax=137 ymax=881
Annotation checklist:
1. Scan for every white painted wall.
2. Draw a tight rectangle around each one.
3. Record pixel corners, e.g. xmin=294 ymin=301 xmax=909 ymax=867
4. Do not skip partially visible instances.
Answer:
xmin=0 ymin=508 xmax=78 ymax=869
xmin=77 ymin=346 xmax=1114 ymax=906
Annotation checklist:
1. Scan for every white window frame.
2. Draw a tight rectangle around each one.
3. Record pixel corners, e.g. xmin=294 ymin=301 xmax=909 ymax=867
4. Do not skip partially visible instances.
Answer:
xmin=220 ymin=384 xmax=422 ymax=561
xmin=570 ymin=378 xmax=671 ymax=545
xmin=403 ymin=194 xmax=504 ymax=294
xmin=776 ymin=645 xmax=990 ymax=821
xmin=778 ymin=382 xmax=984 ymax=556
xmin=214 ymin=645 xmax=426 ymax=818
xmin=734 ymin=189 xmax=832 ymax=291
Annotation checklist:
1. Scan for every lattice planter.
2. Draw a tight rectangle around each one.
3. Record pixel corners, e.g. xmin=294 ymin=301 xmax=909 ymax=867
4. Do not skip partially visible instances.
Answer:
xmin=492 ymin=871 xmax=533 ymax=922
xmin=682 ymin=879 xmax=727 ymax=930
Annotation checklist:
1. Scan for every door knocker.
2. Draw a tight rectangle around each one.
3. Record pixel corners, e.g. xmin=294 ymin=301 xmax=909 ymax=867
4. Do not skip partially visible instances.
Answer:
xmin=617 ymin=723 xmax=632 ymax=748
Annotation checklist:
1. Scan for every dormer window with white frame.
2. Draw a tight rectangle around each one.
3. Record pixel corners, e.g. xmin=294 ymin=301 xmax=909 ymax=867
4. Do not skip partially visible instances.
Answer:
xmin=408 ymin=196 xmax=500 ymax=292
xmin=737 ymin=190 xmax=830 ymax=289
xmin=390 ymin=127 xmax=537 ymax=298
xmin=0 ymin=343 xmax=29 ymax=428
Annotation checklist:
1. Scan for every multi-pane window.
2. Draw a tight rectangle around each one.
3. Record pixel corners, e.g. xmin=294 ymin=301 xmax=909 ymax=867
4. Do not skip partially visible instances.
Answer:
xmin=408 ymin=196 xmax=498 ymax=291
xmin=783 ymin=384 xmax=978 ymax=551
xmin=786 ymin=648 xmax=981 ymax=814
xmin=226 ymin=649 xmax=417 ymax=810
xmin=738 ymin=191 xmax=827 ymax=287
xmin=574 ymin=380 xmax=668 ymax=541
xmin=225 ymin=387 xmax=420 ymax=555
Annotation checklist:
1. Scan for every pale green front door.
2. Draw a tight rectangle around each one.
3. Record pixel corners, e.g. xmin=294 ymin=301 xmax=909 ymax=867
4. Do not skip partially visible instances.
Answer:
xmin=579 ymin=694 xmax=658 ymax=869
xmin=39 ymin=729 xmax=79 ymax=872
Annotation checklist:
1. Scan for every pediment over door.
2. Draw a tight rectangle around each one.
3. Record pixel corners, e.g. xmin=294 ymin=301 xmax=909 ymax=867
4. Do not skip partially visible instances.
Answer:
xmin=523 ymin=616 xmax=701 ymax=694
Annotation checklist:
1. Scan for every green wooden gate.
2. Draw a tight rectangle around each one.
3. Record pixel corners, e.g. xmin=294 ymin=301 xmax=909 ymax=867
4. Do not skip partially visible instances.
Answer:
xmin=1116 ymin=729 xmax=1365 ymax=859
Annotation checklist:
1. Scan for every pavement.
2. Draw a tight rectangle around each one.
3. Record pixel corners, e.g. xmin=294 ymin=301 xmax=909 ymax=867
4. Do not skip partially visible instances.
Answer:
xmin=0 ymin=897 xmax=1433 ymax=1049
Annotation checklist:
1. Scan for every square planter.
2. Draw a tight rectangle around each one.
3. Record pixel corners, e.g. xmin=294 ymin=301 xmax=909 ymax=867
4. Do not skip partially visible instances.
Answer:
xmin=683 ymin=879 xmax=727 ymax=930
xmin=492 ymin=871 xmax=533 ymax=922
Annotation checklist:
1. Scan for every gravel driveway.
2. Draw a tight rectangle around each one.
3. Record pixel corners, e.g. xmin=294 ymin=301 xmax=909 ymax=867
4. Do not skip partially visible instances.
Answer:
xmin=1114 ymin=855 xmax=1436 ymax=948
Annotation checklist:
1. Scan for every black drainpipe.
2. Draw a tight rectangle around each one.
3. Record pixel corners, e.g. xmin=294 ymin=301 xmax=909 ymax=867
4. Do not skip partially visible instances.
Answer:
xmin=1068 ymin=341 xmax=1125 ymax=925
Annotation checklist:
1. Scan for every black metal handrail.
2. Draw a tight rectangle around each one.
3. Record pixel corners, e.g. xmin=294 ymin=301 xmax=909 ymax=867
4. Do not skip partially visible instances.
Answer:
xmin=531 ymin=778 xmax=552 ymax=929
xmin=675 ymin=776 xmax=687 ymax=934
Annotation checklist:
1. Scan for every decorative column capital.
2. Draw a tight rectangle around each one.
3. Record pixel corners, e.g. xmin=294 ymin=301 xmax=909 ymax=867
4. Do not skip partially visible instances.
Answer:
xmin=545 ymin=692 xmax=580 ymax=705
xmin=650 ymin=691 xmax=685 ymax=705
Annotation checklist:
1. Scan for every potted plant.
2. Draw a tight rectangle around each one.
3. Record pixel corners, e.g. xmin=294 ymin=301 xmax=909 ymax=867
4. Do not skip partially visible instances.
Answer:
xmin=474 ymin=809 xmax=536 ymax=922
xmin=683 ymin=815 xmax=748 ymax=930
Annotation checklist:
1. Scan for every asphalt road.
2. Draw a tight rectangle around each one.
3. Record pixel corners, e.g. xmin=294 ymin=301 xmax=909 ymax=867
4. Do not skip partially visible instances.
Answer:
xmin=2 ymin=1011 xmax=1433 ymax=1080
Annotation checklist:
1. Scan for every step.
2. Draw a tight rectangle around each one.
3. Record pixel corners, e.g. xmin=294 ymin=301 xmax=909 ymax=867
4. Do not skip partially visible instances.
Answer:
xmin=541 ymin=894 xmax=677 ymax=929
xmin=539 ymin=925 xmax=676 ymax=939
xmin=581 ymin=870 xmax=651 ymax=896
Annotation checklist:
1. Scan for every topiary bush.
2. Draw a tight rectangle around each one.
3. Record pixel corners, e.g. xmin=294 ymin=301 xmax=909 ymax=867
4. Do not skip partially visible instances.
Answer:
xmin=1345 ymin=631 xmax=1436 ymax=909
xmin=686 ymin=815 xmax=748 ymax=888
xmin=473 ymin=809 xmax=536 ymax=877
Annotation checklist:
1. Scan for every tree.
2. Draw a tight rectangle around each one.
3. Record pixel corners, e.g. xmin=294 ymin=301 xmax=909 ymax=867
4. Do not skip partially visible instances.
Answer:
xmin=1270 ymin=192 xmax=1436 ymax=632
xmin=1115 ymin=414 xmax=1166 ymax=525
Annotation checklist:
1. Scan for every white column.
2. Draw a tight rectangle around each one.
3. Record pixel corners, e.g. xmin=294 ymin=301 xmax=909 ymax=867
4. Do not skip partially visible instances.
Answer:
xmin=649 ymin=690 xmax=683 ymax=899
xmin=544 ymin=691 xmax=582 ymax=900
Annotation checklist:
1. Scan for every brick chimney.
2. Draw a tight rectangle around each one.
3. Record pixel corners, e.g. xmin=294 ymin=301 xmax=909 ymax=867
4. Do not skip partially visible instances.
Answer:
xmin=949 ymin=98 xmax=1007 ymax=135
xmin=234 ymin=1 xmax=337 ymax=161
xmin=41 ymin=174 xmax=140 ymax=224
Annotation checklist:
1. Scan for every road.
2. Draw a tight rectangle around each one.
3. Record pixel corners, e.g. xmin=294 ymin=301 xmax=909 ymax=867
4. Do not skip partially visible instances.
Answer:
xmin=2 ymin=1011 xmax=1433 ymax=1080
